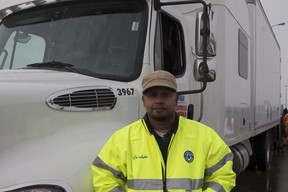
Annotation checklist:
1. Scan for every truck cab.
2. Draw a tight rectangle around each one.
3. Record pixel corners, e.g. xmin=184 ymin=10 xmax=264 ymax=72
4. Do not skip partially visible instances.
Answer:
xmin=0 ymin=0 xmax=281 ymax=191
xmin=0 ymin=0 xmax=211 ymax=191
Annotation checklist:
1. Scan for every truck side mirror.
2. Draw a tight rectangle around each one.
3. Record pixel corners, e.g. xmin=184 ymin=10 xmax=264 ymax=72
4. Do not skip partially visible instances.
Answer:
xmin=196 ymin=11 xmax=216 ymax=57
xmin=194 ymin=58 xmax=216 ymax=82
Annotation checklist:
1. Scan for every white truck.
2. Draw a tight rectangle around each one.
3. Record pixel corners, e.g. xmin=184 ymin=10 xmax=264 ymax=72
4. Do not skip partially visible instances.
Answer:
xmin=0 ymin=0 xmax=281 ymax=191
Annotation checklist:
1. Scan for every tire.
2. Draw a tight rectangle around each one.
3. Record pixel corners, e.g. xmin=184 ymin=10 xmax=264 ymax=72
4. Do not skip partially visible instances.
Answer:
xmin=255 ymin=131 xmax=271 ymax=171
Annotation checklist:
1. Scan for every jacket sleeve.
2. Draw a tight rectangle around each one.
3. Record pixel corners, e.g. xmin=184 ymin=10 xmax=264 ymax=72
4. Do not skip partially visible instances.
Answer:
xmin=91 ymin=132 xmax=127 ymax=192
xmin=203 ymin=129 xmax=236 ymax=192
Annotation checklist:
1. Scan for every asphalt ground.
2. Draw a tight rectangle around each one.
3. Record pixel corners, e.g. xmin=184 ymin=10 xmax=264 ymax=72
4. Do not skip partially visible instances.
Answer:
xmin=232 ymin=145 xmax=288 ymax=192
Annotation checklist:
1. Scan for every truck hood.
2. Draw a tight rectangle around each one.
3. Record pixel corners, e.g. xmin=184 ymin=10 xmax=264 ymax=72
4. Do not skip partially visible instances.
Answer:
xmin=0 ymin=69 xmax=114 ymax=83
xmin=0 ymin=70 xmax=140 ymax=191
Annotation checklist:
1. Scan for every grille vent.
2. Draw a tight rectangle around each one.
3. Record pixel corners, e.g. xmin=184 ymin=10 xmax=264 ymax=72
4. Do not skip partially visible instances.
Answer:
xmin=46 ymin=86 xmax=117 ymax=111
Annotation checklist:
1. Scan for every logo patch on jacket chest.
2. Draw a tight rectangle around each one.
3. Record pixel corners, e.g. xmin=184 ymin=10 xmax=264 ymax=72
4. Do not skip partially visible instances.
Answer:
xmin=184 ymin=150 xmax=194 ymax=163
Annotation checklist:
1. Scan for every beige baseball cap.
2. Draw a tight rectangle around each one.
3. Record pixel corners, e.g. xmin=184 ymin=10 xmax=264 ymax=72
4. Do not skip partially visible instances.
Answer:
xmin=142 ymin=70 xmax=177 ymax=93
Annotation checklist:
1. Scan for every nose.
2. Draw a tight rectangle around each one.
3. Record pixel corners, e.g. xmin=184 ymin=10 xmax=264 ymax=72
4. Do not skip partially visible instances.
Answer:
xmin=154 ymin=93 xmax=165 ymax=103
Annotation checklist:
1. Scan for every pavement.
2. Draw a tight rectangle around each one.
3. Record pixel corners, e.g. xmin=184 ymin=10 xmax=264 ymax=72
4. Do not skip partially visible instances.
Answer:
xmin=232 ymin=145 xmax=288 ymax=192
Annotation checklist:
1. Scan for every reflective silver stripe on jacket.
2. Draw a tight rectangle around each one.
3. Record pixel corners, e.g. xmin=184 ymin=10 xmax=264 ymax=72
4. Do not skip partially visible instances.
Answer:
xmin=127 ymin=178 xmax=204 ymax=190
xmin=127 ymin=179 xmax=163 ymax=190
xmin=205 ymin=152 xmax=234 ymax=177
xmin=166 ymin=178 xmax=204 ymax=190
xmin=203 ymin=182 xmax=225 ymax=192
xmin=94 ymin=153 xmax=233 ymax=191
xmin=93 ymin=156 xmax=126 ymax=181
xmin=110 ymin=186 xmax=125 ymax=192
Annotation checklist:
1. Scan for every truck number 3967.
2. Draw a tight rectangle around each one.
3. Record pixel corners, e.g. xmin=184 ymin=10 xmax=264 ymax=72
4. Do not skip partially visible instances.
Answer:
xmin=117 ymin=88 xmax=135 ymax=96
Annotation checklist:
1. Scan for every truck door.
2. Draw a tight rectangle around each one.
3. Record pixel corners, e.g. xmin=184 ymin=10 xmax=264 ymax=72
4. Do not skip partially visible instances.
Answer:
xmin=153 ymin=10 xmax=195 ymax=118
xmin=152 ymin=1 xmax=212 ymax=120
xmin=154 ymin=12 xmax=185 ymax=77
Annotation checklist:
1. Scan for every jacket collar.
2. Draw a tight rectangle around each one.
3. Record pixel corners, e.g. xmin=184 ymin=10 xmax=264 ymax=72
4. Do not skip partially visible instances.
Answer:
xmin=143 ymin=112 xmax=179 ymax=135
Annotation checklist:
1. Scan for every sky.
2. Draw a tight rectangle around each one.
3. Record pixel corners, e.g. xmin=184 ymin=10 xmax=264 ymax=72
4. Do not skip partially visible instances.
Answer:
xmin=0 ymin=0 xmax=287 ymax=106
xmin=260 ymin=0 xmax=288 ymax=108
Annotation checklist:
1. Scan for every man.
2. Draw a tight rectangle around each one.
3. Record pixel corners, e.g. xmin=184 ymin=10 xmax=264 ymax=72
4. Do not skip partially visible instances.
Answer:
xmin=91 ymin=70 xmax=236 ymax=191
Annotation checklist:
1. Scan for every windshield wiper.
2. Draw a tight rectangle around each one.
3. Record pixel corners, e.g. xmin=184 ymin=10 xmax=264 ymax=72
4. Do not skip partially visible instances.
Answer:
xmin=26 ymin=61 xmax=79 ymax=73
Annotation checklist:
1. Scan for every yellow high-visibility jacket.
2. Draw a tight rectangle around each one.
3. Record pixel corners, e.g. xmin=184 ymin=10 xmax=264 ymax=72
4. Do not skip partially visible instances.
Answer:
xmin=91 ymin=116 xmax=236 ymax=192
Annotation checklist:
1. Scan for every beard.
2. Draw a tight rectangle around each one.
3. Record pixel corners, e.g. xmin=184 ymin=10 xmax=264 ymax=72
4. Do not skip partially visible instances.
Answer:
xmin=150 ymin=110 xmax=174 ymax=122
xmin=151 ymin=114 xmax=169 ymax=122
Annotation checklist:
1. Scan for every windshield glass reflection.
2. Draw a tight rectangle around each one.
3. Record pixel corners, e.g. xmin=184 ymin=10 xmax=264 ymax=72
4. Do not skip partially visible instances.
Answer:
xmin=0 ymin=0 xmax=148 ymax=81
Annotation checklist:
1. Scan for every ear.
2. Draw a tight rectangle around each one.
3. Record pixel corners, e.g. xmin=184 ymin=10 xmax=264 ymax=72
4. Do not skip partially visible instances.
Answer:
xmin=142 ymin=95 xmax=146 ymax=107
xmin=173 ymin=93 xmax=178 ymax=107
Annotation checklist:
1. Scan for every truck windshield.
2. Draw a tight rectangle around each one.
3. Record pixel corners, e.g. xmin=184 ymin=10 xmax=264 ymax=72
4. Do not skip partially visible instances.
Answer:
xmin=0 ymin=0 xmax=148 ymax=81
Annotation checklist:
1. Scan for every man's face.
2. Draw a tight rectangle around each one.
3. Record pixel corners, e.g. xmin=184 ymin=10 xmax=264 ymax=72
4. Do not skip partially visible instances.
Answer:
xmin=142 ymin=86 xmax=178 ymax=122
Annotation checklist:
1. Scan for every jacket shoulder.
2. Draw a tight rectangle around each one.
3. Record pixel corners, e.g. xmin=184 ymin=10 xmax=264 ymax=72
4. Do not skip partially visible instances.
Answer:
xmin=179 ymin=116 xmax=212 ymax=131
xmin=112 ymin=119 xmax=148 ymax=139
xmin=178 ymin=116 xmax=220 ymax=139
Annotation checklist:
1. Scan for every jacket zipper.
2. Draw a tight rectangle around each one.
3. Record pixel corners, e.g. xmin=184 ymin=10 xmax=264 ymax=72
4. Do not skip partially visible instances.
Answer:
xmin=163 ymin=133 xmax=175 ymax=192
xmin=162 ymin=166 xmax=168 ymax=192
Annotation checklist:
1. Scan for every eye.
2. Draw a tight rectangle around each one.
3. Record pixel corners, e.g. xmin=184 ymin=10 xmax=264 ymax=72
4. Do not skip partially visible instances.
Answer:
xmin=163 ymin=92 xmax=173 ymax=97
xmin=145 ymin=92 xmax=157 ymax=98
xmin=144 ymin=90 xmax=174 ymax=98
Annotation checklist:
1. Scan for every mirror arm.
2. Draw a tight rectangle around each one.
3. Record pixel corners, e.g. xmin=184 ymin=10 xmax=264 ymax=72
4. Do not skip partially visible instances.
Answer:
xmin=178 ymin=61 xmax=208 ymax=95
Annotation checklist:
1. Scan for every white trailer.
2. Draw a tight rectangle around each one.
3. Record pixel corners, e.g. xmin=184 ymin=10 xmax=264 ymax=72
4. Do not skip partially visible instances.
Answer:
xmin=0 ymin=0 xmax=281 ymax=191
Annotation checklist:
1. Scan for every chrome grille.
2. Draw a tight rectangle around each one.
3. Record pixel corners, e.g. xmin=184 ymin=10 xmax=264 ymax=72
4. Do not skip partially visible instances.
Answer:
xmin=46 ymin=86 xmax=117 ymax=111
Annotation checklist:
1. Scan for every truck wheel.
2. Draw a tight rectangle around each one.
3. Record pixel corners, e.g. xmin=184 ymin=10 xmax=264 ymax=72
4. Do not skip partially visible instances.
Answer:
xmin=255 ymin=131 xmax=271 ymax=171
